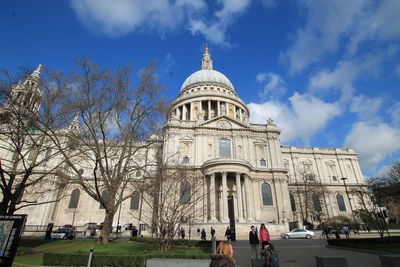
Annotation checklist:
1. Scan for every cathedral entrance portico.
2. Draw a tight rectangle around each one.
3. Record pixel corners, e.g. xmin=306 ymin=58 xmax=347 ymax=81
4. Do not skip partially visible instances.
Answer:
xmin=203 ymin=167 xmax=252 ymax=224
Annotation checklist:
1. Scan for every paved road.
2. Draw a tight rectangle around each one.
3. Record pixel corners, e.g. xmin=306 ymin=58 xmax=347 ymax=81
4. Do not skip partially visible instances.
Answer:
xmin=232 ymin=239 xmax=382 ymax=267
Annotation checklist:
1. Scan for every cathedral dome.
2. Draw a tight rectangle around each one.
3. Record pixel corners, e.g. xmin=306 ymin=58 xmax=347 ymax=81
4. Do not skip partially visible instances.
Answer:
xmin=180 ymin=69 xmax=234 ymax=92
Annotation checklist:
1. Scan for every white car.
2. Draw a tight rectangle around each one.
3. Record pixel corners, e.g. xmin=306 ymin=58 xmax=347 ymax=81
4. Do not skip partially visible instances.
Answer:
xmin=50 ymin=228 xmax=76 ymax=239
xmin=281 ymin=228 xmax=315 ymax=239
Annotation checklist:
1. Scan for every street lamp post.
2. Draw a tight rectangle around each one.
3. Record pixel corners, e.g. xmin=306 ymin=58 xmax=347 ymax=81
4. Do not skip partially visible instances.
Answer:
xmin=341 ymin=177 xmax=359 ymax=234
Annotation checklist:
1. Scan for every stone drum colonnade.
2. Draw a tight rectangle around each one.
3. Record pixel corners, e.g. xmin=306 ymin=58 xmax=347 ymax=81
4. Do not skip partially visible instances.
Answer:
xmin=206 ymin=171 xmax=254 ymax=223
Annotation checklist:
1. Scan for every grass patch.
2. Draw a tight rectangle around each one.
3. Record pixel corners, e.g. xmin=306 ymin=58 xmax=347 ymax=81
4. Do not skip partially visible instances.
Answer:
xmin=14 ymin=238 xmax=210 ymax=266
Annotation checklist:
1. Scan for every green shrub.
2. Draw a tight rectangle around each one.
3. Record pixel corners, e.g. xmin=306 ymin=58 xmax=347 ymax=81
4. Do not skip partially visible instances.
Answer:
xmin=43 ymin=252 xmax=210 ymax=267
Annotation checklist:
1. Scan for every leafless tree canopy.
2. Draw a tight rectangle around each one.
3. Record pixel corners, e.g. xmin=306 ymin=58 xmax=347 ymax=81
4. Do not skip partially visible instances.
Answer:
xmin=0 ymin=66 xmax=72 ymax=214
xmin=46 ymin=58 xmax=167 ymax=244
xmin=133 ymin=152 xmax=205 ymax=252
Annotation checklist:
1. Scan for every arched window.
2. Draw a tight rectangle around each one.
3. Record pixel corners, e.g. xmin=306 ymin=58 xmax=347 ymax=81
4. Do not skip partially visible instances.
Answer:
xmin=312 ymin=193 xmax=322 ymax=212
xmin=260 ymin=159 xmax=266 ymax=166
xmin=99 ymin=190 xmax=109 ymax=209
xmin=180 ymin=181 xmax=191 ymax=204
xmin=219 ymin=139 xmax=231 ymax=158
xmin=261 ymin=183 xmax=273 ymax=206
xmin=68 ymin=189 xmax=80 ymax=209
xmin=130 ymin=192 xmax=140 ymax=210
xmin=181 ymin=156 xmax=189 ymax=165
xmin=336 ymin=194 xmax=346 ymax=211
xmin=332 ymin=175 xmax=337 ymax=182
xmin=135 ymin=170 xmax=141 ymax=177
xmin=290 ymin=194 xmax=296 ymax=212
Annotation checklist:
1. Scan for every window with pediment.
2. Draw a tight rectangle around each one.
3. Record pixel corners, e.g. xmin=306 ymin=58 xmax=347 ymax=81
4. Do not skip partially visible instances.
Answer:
xmin=180 ymin=181 xmax=191 ymax=204
xmin=261 ymin=183 xmax=273 ymax=206
xmin=99 ymin=190 xmax=109 ymax=209
xmin=260 ymin=159 xmax=266 ymax=166
xmin=290 ymin=194 xmax=296 ymax=211
xmin=312 ymin=193 xmax=322 ymax=212
xmin=130 ymin=192 xmax=140 ymax=210
xmin=68 ymin=189 xmax=80 ymax=209
xmin=337 ymin=194 xmax=346 ymax=211
xmin=219 ymin=139 xmax=231 ymax=158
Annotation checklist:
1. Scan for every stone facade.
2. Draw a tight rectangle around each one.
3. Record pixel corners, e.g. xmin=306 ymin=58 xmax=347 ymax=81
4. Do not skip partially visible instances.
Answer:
xmin=1 ymin=47 xmax=367 ymax=237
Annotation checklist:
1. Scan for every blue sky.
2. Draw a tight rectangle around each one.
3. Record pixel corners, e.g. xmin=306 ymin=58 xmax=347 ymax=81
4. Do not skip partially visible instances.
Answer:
xmin=1 ymin=0 xmax=400 ymax=178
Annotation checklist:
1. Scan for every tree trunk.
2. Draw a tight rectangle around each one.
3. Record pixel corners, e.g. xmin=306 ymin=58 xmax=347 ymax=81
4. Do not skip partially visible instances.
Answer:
xmin=100 ymin=210 xmax=116 ymax=244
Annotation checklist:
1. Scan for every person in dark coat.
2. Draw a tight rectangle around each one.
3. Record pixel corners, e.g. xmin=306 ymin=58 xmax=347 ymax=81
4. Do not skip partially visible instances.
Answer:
xmin=210 ymin=240 xmax=235 ymax=267
xmin=249 ymin=225 xmax=259 ymax=259
xmin=225 ymin=226 xmax=232 ymax=241
xmin=201 ymin=228 xmax=207 ymax=241
xmin=211 ymin=227 xmax=216 ymax=237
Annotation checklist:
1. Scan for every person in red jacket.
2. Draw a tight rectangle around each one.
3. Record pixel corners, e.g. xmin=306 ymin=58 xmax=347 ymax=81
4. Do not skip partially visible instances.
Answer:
xmin=259 ymin=223 xmax=270 ymax=250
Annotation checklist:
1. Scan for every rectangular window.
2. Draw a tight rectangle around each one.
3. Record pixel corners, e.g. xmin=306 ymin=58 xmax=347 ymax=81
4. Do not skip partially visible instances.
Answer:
xmin=219 ymin=139 xmax=231 ymax=158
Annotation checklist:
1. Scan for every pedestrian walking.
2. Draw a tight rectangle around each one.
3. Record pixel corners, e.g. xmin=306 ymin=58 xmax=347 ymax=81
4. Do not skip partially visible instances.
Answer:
xmin=211 ymin=227 xmax=216 ymax=237
xmin=201 ymin=228 xmax=206 ymax=241
xmin=334 ymin=228 xmax=341 ymax=239
xmin=343 ymin=225 xmax=350 ymax=239
xmin=259 ymin=223 xmax=270 ymax=250
xmin=197 ymin=228 xmax=200 ymax=236
xmin=225 ymin=226 xmax=232 ymax=241
xmin=210 ymin=240 xmax=236 ymax=267
xmin=180 ymin=228 xmax=185 ymax=240
xmin=249 ymin=225 xmax=259 ymax=259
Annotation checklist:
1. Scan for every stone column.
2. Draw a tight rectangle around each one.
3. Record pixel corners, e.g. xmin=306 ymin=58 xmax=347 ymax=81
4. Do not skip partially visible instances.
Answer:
xmin=217 ymin=101 xmax=220 ymax=116
xmin=235 ymin=172 xmax=244 ymax=222
xmin=208 ymin=100 xmax=211 ymax=120
xmin=182 ymin=105 xmax=187 ymax=121
xmin=221 ymin=172 xmax=229 ymax=222
xmin=209 ymin=173 xmax=216 ymax=222
xmin=244 ymin=174 xmax=254 ymax=221
xmin=242 ymin=181 xmax=248 ymax=219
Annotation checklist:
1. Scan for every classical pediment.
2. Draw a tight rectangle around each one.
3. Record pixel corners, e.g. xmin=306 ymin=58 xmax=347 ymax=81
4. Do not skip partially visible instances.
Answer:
xmin=196 ymin=115 xmax=251 ymax=130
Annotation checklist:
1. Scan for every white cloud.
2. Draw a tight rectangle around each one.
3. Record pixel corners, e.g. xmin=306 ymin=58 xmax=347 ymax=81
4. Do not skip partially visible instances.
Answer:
xmin=281 ymin=0 xmax=400 ymax=73
xmin=248 ymin=93 xmax=341 ymax=144
xmin=344 ymin=122 xmax=400 ymax=171
xmin=70 ymin=0 xmax=250 ymax=46
xmin=256 ymin=72 xmax=287 ymax=99
xmin=389 ymin=102 xmax=400 ymax=126
xmin=70 ymin=0 xmax=206 ymax=37
xmin=350 ymin=95 xmax=384 ymax=122
xmin=189 ymin=0 xmax=251 ymax=46
xmin=308 ymin=54 xmax=382 ymax=102
xmin=256 ymin=72 xmax=267 ymax=82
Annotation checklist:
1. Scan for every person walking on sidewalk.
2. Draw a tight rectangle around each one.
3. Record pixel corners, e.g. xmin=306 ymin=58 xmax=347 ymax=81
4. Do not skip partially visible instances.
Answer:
xmin=343 ymin=225 xmax=350 ymax=239
xmin=259 ymin=223 xmax=270 ymax=250
xmin=201 ymin=228 xmax=206 ymax=241
xmin=225 ymin=226 xmax=232 ymax=242
xmin=249 ymin=225 xmax=260 ymax=259
xmin=211 ymin=227 xmax=216 ymax=238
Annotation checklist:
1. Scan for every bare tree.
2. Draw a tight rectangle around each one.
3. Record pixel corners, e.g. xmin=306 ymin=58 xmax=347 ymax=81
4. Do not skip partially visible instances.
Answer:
xmin=0 ymin=66 xmax=71 ymax=214
xmin=134 ymin=151 xmax=205 ymax=252
xmin=47 ymin=58 xmax=166 ymax=244
xmin=293 ymin=170 xmax=330 ymax=227
xmin=351 ymin=185 xmax=389 ymax=238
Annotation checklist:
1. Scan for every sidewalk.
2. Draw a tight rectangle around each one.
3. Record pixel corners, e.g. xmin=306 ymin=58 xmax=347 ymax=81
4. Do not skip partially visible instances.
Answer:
xmin=232 ymin=239 xmax=382 ymax=267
